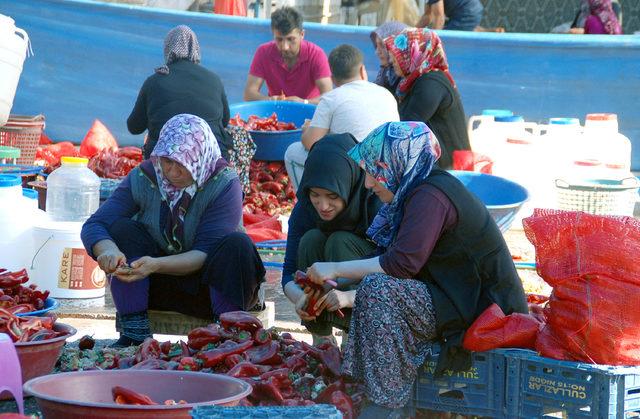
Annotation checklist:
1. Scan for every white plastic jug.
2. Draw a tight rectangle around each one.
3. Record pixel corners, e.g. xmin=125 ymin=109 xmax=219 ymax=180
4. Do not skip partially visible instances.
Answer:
xmin=472 ymin=115 xmax=540 ymax=165
xmin=540 ymin=118 xmax=583 ymax=185
xmin=46 ymin=157 xmax=100 ymax=222
xmin=0 ymin=14 xmax=31 ymax=127
xmin=581 ymin=113 xmax=631 ymax=174
xmin=467 ymin=109 xmax=513 ymax=150
xmin=0 ymin=174 xmax=43 ymax=271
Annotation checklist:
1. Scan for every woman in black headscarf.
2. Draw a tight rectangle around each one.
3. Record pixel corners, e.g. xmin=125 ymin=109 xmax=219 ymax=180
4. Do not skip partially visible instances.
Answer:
xmin=127 ymin=25 xmax=235 ymax=161
xmin=281 ymin=133 xmax=381 ymax=339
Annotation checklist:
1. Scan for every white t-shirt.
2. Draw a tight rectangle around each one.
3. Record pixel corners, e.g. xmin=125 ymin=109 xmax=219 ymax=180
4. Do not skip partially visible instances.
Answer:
xmin=310 ymin=80 xmax=400 ymax=142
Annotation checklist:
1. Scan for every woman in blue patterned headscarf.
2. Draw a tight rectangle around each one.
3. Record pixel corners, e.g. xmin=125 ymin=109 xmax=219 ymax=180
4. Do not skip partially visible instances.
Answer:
xmin=306 ymin=121 xmax=527 ymax=417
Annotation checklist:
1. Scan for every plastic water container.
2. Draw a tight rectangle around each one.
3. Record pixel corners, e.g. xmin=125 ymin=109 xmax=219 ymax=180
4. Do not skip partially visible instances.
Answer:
xmin=30 ymin=219 xmax=106 ymax=299
xmin=471 ymin=115 xmax=540 ymax=164
xmin=0 ymin=174 xmax=42 ymax=271
xmin=46 ymin=157 xmax=100 ymax=222
xmin=580 ymin=113 xmax=631 ymax=174
xmin=0 ymin=14 xmax=30 ymax=127
xmin=468 ymin=109 xmax=513 ymax=150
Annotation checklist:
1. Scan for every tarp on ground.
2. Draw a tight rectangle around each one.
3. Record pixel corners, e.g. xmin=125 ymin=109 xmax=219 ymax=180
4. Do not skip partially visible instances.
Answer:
xmin=3 ymin=0 xmax=640 ymax=169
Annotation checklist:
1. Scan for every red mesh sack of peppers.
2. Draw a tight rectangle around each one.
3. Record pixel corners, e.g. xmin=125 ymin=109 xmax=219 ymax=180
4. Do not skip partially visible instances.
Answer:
xmin=523 ymin=209 xmax=640 ymax=365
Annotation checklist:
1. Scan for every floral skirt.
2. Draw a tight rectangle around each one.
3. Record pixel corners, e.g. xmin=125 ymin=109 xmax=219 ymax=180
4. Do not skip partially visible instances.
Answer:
xmin=342 ymin=273 xmax=437 ymax=408
xmin=225 ymin=125 xmax=256 ymax=194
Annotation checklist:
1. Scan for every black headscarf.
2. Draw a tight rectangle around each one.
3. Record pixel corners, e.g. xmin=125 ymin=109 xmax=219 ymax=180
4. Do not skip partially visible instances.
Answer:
xmin=297 ymin=133 xmax=380 ymax=236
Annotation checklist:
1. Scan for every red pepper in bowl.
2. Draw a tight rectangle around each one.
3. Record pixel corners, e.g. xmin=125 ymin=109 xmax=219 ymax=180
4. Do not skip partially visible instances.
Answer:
xmin=112 ymin=386 xmax=156 ymax=405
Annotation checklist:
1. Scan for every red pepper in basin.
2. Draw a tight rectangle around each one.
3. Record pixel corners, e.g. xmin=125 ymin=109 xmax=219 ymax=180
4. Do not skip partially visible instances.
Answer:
xmin=112 ymin=386 xmax=156 ymax=405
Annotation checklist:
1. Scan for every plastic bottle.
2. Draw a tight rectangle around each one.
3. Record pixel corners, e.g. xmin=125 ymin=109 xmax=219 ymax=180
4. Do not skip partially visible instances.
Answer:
xmin=46 ymin=156 xmax=100 ymax=222
xmin=468 ymin=109 xmax=514 ymax=152
xmin=581 ymin=113 xmax=632 ymax=175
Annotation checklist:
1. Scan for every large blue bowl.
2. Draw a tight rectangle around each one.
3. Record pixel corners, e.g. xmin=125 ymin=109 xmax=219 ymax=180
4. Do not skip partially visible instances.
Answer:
xmin=229 ymin=101 xmax=316 ymax=161
xmin=16 ymin=297 xmax=59 ymax=317
xmin=448 ymin=170 xmax=529 ymax=233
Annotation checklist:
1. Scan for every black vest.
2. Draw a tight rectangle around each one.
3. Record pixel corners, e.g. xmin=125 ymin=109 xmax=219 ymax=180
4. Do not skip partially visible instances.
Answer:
xmin=419 ymin=170 xmax=528 ymax=374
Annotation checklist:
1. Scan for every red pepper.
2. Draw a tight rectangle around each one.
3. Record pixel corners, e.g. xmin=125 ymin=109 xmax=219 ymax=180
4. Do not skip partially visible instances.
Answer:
xmin=134 ymin=338 xmax=162 ymax=364
xmin=246 ymin=341 xmax=282 ymax=365
xmin=112 ymin=386 xmax=156 ymax=405
xmin=0 ymin=269 xmax=29 ymax=288
xmin=160 ymin=340 xmax=172 ymax=355
xmin=177 ymin=356 xmax=200 ymax=371
xmin=318 ymin=345 xmax=342 ymax=377
xmin=329 ymin=391 xmax=354 ymax=419
xmin=187 ymin=325 xmax=225 ymax=350
xmin=252 ymin=378 xmax=284 ymax=404
xmin=294 ymin=271 xmax=344 ymax=318
xmin=220 ymin=311 xmax=263 ymax=333
xmin=260 ymin=181 xmax=283 ymax=194
xmin=7 ymin=304 xmax=33 ymax=314
xmin=224 ymin=353 xmax=246 ymax=369
xmin=259 ymin=368 xmax=292 ymax=388
xmin=227 ymin=361 xmax=263 ymax=378
xmin=130 ymin=358 xmax=171 ymax=370
xmin=253 ymin=328 xmax=271 ymax=345
xmin=78 ymin=335 xmax=96 ymax=350
xmin=196 ymin=339 xmax=254 ymax=368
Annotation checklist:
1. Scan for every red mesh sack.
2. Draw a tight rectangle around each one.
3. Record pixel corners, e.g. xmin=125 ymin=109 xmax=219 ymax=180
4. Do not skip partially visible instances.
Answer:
xmin=463 ymin=303 xmax=541 ymax=352
xmin=523 ymin=209 xmax=640 ymax=364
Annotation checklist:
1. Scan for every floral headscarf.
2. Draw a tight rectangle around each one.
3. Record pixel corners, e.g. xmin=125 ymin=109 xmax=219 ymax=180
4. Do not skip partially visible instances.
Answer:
xmin=384 ymin=28 xmax=455 ymax=102
xmin=370 ymin=21 xmax=408 ymax=91
xmin=588 ymin=0 xmax=622 ymax=34
xmin=151 ymin=114 xmax=221 ymax=249
xmin=155 ymin=25 xmax=202 ymax=75
xmin=348 ymin=121 xmax=440 ymax=248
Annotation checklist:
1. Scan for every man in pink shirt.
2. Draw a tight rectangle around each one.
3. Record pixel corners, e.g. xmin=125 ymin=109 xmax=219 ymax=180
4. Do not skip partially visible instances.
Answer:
xmin=244 ymin=7 xmax=332 ymax=105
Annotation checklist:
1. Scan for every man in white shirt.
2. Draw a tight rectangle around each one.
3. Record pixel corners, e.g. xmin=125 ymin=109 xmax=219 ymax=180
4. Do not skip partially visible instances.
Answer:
xmin=284 ymin=44 xmax=400 ymax=190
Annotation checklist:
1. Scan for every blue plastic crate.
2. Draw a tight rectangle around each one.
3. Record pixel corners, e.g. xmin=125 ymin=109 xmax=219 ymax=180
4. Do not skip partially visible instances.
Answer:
xmin=414 ymin=349 xmax=509 ymax=418
xmin=505 ymin=349 xmax=640 ymax=418
xmin=190 ymin=404 xmax=342 ymax=419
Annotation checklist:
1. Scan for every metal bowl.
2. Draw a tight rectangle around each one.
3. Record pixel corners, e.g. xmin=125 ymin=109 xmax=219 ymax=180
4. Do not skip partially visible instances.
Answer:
xmin=24 ymin=370 xmax=252 ymax=419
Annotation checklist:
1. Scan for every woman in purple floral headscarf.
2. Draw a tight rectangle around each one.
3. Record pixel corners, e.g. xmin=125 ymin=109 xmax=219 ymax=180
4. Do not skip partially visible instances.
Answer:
xmin=304 ymin=121 xmax=527 ymax=417
xmin=82 ymin=114 xmax=265 ymax=348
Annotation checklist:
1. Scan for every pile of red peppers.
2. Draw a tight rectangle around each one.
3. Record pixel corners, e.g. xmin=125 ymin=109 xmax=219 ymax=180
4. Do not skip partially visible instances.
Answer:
xmin=63 ymin=311 xmax=362 ymax=418
xmin=229 ymin=113 xmax=297 ymax=132
xmin=244 ymin=161 xmax=296 ymax=216
xmin=0 ymin=308 xmax=61 ymax=343
xmin=0 ymin=268 xmax=50 ymax=314
xmin=87 ymin=147 xmax=143 ymax=179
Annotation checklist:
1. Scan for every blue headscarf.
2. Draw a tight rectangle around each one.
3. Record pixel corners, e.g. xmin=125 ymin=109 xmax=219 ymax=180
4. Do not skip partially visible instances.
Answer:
xmin=348 ymin=121 xmax=440 ymax=248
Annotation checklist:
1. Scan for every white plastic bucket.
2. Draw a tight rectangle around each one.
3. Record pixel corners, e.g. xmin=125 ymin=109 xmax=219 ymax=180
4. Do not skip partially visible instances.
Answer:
xmin=0 ymin=14 xmax=30 ymax=127
xmin=30 ymin=220 xmax=105 ymax=299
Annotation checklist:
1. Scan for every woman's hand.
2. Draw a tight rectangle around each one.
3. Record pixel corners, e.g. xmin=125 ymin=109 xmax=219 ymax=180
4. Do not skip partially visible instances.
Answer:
xmin=114 ymin=256 xmax=158 ymax=283
xmin=306 ymin=262 xmax=339 ymax=286
xmin=295 ymin=292 xmax=317 ymax=322
xmin=313 ymin=290 xmax=354 ymax=314
xmin=96 ymin=249 xmax=127 ymax=274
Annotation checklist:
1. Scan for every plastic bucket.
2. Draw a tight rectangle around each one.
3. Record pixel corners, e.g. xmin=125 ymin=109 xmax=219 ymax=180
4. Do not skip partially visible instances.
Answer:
xmin=0 ymin=14 xmax=30 ymax=127
xmin=30 ymin=220 xmax=106 ymax=298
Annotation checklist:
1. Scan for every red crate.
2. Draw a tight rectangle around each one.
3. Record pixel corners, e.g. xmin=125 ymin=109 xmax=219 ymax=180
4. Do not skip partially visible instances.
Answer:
xmin=0 ymin=114 xmax=45 ymax=165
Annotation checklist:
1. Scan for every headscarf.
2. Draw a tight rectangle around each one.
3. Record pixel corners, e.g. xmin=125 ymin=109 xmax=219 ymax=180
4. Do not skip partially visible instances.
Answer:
xmin=384 ymin=28 xmax=455 ymax=102
xmin=298 ymin=134 xmax=378 ymax=236
xmin=155 ymin=25 xmax=201 ymax=75
xmin=370 ymin=21 xmax=408 ymax=90
xmin=587 ymin=0 xmax=622 ymax=34
xmin=348 ymin=121 xmax=440 ymax=248
xmin=151 ymin=114 xmax=221 ymax=250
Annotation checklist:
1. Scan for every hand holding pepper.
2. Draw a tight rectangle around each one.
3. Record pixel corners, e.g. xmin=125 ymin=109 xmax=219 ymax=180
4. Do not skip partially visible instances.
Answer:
xmin=115 ymin=257 xmax=158 ymax=282
xmin=295 ymin=293 xmax=317 ymax=322
xmin=94 ymin=241 xmax=127 ymax=274
xmin=313 ymin=290 xmax=354 ymax=314
xmin=306 ymin=262 xmax=339 ymax=286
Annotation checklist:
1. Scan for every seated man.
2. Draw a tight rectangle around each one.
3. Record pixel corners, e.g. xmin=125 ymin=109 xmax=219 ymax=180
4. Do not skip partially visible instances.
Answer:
xmin=284 ymin=44 xmax=399 ymax=190
xmin=244 ymin=6 xmax=332 ymax=104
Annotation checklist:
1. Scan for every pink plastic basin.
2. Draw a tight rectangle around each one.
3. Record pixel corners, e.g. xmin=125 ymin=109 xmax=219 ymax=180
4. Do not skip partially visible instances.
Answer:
xmin=15 ymin=322 xmax=77 ymax=384
xmin=23 ymin=370 xmax=252 ymax=419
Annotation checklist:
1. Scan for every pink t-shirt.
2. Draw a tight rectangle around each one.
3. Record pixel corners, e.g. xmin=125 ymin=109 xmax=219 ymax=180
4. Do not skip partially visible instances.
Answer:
xmin=249 ymin=40 xmax=331 ymax=99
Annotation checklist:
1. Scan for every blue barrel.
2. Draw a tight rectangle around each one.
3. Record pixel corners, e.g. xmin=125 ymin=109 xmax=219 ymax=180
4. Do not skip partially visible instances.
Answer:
xmin=229 ymin=101 xmax=316 ymax=161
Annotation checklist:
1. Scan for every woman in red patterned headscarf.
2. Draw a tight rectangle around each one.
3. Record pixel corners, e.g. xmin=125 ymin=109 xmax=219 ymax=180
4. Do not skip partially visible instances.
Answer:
xmin=384 ymin=28 xmax=470 ymax=170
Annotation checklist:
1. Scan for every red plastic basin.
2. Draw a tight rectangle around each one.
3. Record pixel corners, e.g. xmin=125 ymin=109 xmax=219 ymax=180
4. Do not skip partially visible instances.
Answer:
xmin=15 ymin=322 xmax=77 ymax=383
xmin=23 ymin=369 xmax=252 ymax=419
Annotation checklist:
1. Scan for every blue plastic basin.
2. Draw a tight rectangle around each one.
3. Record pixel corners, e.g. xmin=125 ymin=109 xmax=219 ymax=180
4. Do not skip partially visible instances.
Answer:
xmin=448 ymin=170 xmax=529 ymax=233
xmin=16 ymin=297 xmax=59 ymax=317
xmin=229 ymin=101 xmax=316 ymax=161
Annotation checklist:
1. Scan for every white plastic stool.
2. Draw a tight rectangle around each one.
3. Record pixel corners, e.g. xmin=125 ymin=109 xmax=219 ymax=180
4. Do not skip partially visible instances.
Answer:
xmin=0 ymin=333 xmax=24 ymax=414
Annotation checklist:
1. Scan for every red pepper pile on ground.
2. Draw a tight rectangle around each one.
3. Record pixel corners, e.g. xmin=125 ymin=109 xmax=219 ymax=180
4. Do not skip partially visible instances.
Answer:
xmin=244 ymin=161 xmax=295 ymax=216
xmin=229 ymin=113 xmax=297 ymax=131
xmin=0 ymin=268 xmax=49 ymax=313
xmin=87 ymin=147 xmax=143 ymax=179
xmin=58 ymin=311 xmax=362 ymax=418
xmin=0 ymin=308 xmax=61 ymax=342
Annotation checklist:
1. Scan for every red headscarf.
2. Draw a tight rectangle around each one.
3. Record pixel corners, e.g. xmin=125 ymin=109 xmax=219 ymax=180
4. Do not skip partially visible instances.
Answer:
xmin=384 ymin=28 xmax=455 ymax=101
